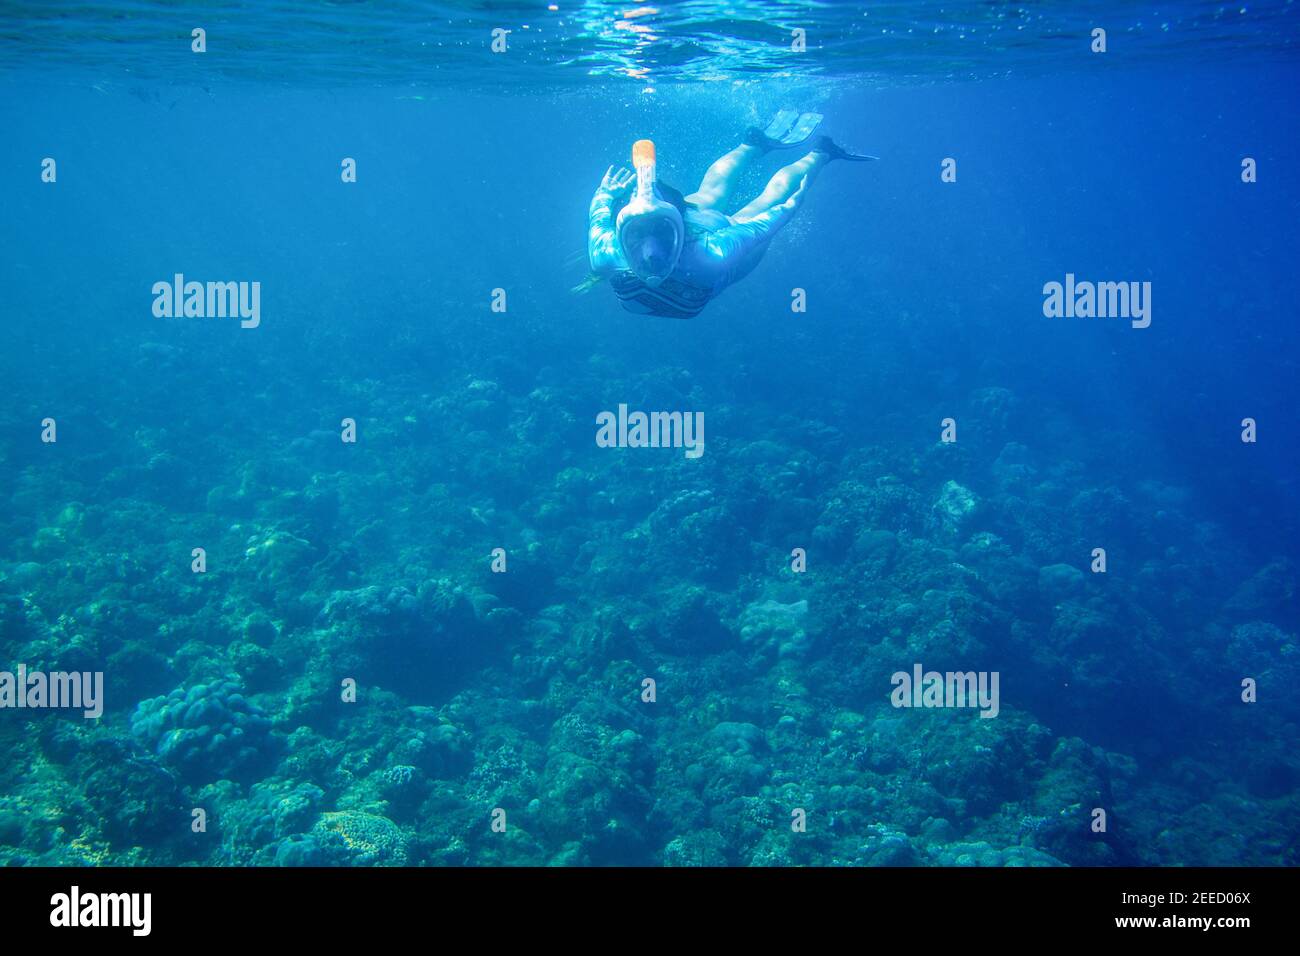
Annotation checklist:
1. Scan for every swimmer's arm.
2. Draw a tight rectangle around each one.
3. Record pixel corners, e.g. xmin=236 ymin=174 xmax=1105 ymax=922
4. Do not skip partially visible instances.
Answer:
xmin=588 ymin=166 xmax=635 ymax=276
xmin=588 ymin=189 xmax=625 ymax=276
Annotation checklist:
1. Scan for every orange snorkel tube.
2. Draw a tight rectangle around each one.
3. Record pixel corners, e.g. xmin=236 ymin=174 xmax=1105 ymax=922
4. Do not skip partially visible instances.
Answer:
xmin=631 ymin=138 xmax=658 ymax=202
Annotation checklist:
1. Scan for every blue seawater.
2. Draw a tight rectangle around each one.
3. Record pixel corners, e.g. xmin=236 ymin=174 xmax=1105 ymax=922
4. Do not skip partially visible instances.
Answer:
xmin=0 ymin=2 xmax=1297 ymax=867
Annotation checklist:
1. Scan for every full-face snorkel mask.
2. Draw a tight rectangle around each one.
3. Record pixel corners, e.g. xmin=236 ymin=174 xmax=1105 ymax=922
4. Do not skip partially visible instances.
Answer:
xmin=616 ymin=139 xmax=684 ymax=287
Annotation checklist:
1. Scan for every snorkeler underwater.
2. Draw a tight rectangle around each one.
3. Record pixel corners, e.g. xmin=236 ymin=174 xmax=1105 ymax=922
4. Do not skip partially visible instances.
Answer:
xmin=584 ymin=118 xmax=874 ymax=317
xmin=0 ymin=0 xmax=1297 ymax=940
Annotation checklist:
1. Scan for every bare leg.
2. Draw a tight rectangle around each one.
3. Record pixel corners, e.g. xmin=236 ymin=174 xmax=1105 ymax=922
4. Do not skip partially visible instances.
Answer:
xmin=685 ymin=143 xmax=763 ymax=210
xmin=731 ymin=150 xmax=829 ymax=223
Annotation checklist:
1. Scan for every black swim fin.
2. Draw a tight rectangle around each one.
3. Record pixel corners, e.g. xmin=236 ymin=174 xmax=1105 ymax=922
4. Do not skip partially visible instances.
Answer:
xmin=814 ymin=135 xmax=878 ymax=162
xmin=745 ymin=109 xmax=824 ymax=151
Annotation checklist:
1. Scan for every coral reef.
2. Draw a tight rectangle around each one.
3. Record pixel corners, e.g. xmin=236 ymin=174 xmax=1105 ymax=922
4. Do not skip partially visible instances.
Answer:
xmin=1 ymin=304 xmax=1295 ymax=870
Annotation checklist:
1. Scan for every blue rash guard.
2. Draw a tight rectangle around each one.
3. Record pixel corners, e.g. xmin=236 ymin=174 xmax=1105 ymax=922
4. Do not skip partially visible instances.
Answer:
xmin=587 ymin=184 xmax=798 ymax=319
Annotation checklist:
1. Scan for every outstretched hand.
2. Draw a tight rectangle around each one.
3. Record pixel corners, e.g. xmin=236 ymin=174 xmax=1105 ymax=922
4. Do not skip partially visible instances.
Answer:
xmin=600 ymin=165 xmax=636 ymax=199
